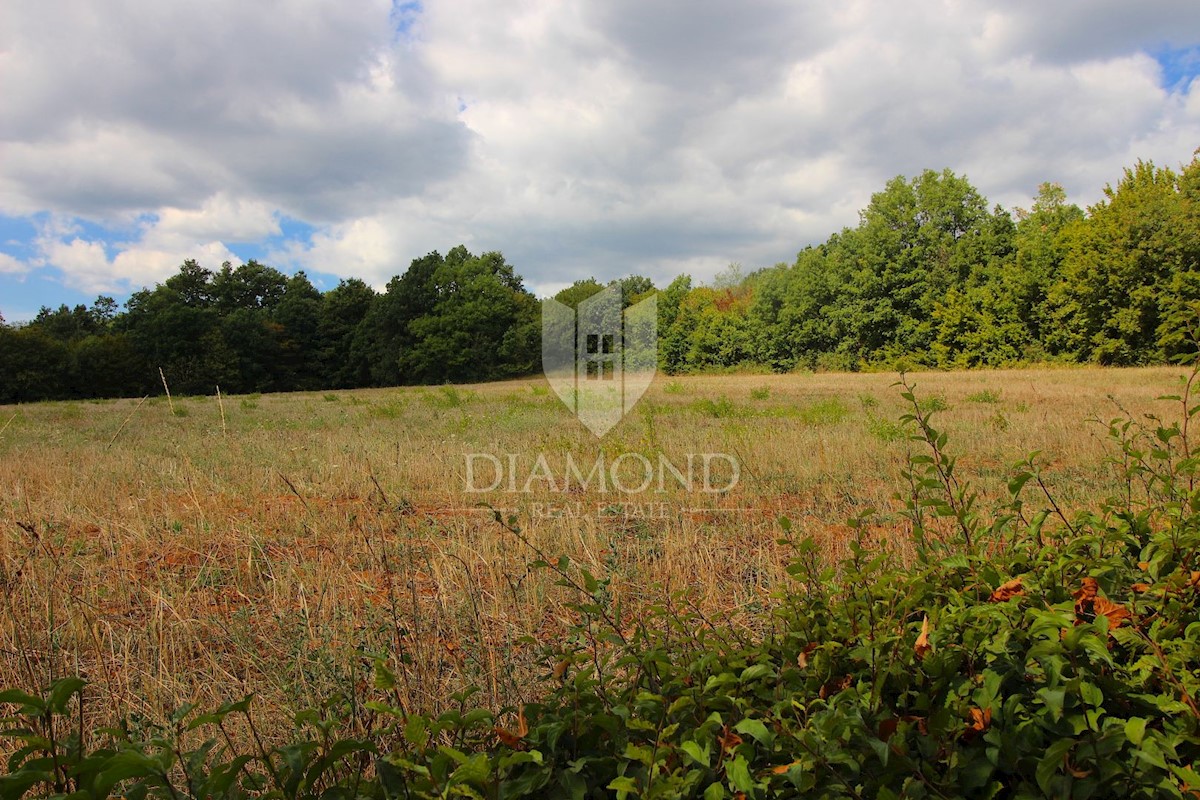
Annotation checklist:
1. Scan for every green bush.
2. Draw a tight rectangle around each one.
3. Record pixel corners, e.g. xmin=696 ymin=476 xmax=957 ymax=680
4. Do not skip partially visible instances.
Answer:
xmin=3 ymin=375 xmax=1199 ymax=799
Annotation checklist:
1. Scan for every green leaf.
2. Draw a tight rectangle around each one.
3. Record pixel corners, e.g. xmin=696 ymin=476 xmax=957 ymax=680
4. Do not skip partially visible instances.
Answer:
xmin=45 ymin=678 xmax=86 ymax=714
xmin=940 ymin=553 xmax=971 ymax=569
xmin=1124 ymin=717 xmax=1147 ymax=746
xmin=405 ymin=715 xmax=429 ymax=750
xmin=726 ymin=755 xmax=755 ymax=793
xmin=739 ymin=664 xmax=773 ymax=683
xmin=580 ymin=569 xmax=599 ymax=593
xmin=1079 ymin=681 xmax=1103 ymax=708
xmin=1134 ymin=738 xmax=1168 ymax=771
xmin=680 ymin=740 xmax=709 ymax=767
xmin=1036 ymin=739 xmax=1074 ymax=794
xmin=374 ymin=659 xmax=397 ymax=691
xmin=733 ymin=718 xmax=774 ymax=747
xmin=0 ymin=769 xmax=54 ymax=800
xmin=450 ymin=753 xmax=490 ymax=786
xmin=0 ymin=690 xmax=45 ymax=715
xmin=1008 ymin=472 xmax=1033 ymax=496
xmin=607 ymin=775 xmax=638 ymax=798
xmin=96 ymin=751 xmax=165 ymax=797
xmin=1038 ymin=688 xmax=1066 ymax=722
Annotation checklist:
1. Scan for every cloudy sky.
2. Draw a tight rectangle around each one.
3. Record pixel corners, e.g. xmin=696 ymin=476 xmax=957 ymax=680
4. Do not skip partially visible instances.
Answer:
xmin=1 ymin=0 xmax=1198 ymax=321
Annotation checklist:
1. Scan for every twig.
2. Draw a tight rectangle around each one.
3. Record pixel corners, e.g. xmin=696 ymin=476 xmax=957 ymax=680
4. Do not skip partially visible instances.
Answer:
xmin=159 ymin=367 xmax=175 ymax=416
xmin=216 ymin=385 xmax=227 ymax=437
xmin=486 ymin=507 xmax=629 ymax=645
xmin=107 ymin=396 xmax=149 ymax=449
xmin=0 ymin=411 xmax=17 ymax=440
xmin=277 ymin=471 xmax=310 ymax=512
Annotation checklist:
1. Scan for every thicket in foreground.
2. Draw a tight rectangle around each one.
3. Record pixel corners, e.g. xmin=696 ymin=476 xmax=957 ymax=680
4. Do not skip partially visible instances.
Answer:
xmin=2 ymin=375 xmax=1199 ymax=798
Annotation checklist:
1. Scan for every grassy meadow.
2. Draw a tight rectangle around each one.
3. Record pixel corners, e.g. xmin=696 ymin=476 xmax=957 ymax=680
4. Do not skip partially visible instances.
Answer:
xmin=0 ymin=365 xmax=1190 ymax=733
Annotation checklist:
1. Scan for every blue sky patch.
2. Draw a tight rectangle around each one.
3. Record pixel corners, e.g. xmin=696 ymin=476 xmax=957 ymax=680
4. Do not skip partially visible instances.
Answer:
xmin=225 ymin=214 xmax=318 ymax=263
xmin=1151 ymin=44 xmax=1200 ymax=92
xmin=0 ymin=269 xmax=98 ymax=324
xmin=390 ymin=0 xmax=422 ymax=42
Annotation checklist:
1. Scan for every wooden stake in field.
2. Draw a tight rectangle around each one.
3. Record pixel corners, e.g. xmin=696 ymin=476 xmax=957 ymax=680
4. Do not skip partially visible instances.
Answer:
xmin=159 ymin=366 xmax=175 ymax=416
xmin=216 ymin=385 xmax=227 ymax=437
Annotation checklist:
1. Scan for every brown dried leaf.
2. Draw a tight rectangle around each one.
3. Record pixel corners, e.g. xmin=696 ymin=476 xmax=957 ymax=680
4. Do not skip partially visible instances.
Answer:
xmin=1131 ymin=583 xmax=1151 ymax=593
xmin=494 ymin=727 xmax=524 ymax=748
xmin=968 ymin=706 xmax=992 ymax=731
xmin=1073 ymin=576 xmax=1099 ymax=615
xmin=493 ymin=705 xmax=528 ymax=749
xmin=961 ymin=706 xmax=992 ymax=742
xmin=877 ymin=717 xmax=898 ymax=741
xmin=717 ymin=726 xmax=743 ymax=756
xmin=818 ymin=674 xmax=852 ymax=699
xmin=914 ymin=615 xmax=933 ymax=660
xmin=1093 ymin=596 xmax=1131 ymax=630
xmin=797 ymin=642 xmax=818 ymax=669
xmin=770 ymin=762 xmax=802 ymax=775
xmin=989 ymin=578 xmax=1024 ymax=603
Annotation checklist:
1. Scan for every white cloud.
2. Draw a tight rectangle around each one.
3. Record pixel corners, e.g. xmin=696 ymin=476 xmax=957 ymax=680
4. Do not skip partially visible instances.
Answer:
xmin=0 ymin=253 xmax=28 ymax=275
xmin=35 ymin=234 xmax=241 ymax=295
xmin=151 ymin=195 xmax=279 ymax=246
xmin=26 ymin=207 xmax=251 ymax=295
xmin=1 ymin=0 xmax=1198 ymax=297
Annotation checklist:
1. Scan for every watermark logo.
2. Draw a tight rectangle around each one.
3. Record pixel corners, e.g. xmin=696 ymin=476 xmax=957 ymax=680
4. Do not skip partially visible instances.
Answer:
xmin=542 ymin=285 xmax=657 ymax=437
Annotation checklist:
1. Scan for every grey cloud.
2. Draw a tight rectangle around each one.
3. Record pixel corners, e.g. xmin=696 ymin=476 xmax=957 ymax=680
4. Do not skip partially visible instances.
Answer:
xmin=982 ymin=1 xmax=1200 ymax=64
xmin=3 ymin=0 xmax=1199 ymax=297
xmin=585 ymin=0 xmax=832 ymax=96
xmin=0 ymin=0 xmax=469 ymax=220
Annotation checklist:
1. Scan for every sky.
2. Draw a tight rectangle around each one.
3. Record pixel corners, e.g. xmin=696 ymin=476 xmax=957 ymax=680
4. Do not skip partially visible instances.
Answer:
xmin=1 ymin=1 xmax=1199 ymax=322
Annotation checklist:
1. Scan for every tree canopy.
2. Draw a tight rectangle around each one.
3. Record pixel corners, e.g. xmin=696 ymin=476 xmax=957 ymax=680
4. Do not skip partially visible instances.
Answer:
xmin=2 ymin=151 xmax=1198 ymax=402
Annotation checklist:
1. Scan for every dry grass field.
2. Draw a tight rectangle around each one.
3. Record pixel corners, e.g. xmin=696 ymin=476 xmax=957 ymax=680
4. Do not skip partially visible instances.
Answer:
xmin=0 ymin=365 xmax=1190 ymax=733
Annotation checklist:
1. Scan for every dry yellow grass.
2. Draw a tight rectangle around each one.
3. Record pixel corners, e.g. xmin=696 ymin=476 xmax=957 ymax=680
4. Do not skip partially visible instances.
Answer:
xmin=0 ymin=365 xmax=1188 ymax=730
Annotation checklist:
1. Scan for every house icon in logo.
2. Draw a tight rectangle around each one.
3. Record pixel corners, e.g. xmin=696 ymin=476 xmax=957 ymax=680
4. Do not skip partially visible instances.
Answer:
xmin=543 ymin=285 xmax=657 ymax=437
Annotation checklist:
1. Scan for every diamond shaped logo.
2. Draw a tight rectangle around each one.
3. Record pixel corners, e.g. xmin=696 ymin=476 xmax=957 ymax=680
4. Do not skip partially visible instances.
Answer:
xmin=542 ymin=286 xmax=657 ymax=437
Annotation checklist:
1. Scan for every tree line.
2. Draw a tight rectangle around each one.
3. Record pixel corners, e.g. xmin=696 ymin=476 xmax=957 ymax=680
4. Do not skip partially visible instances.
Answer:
xmin=1 ymin=152 xmax=1197 ymax=402
xmin=0 ymin=246 xmax=540 ymax=401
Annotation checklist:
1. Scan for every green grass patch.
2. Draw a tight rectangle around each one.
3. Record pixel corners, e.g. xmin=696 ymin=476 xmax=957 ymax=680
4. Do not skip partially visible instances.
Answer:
xmin=966 ymin=389 xmax=1002 ymax=404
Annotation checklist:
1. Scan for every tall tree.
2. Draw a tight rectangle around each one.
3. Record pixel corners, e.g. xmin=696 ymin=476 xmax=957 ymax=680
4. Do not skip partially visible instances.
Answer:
xmin=1047 ymin=159 xmax=1192 ymax=364
xmin=401 ymin=249 xmax=540 ymax=383
xmin=318 ymin=278 xmax=376 ymax=388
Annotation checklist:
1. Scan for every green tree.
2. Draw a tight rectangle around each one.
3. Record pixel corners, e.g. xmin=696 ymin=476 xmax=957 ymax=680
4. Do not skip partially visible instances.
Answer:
xmin=212 ymin=260 xmax=289 ymax=312
xmin=0 ymin=326 xmax=73 ymax=402
xmin=272 ymin=272 xmax=323 ymax=390
xmin=29 ymin=304 xmax=100 ymax=342
xmin=350 ymin=251 xmax=445 ymax=386
xmin=849 ymin=169 xmax=991 ymax=361
xmin=74 ymin=332 xmax=147 ymax=398
xmin=121 ymin=261 xmax=224 ymax=394
xmin=318 ymin=278 xmax=377 ymax=388
xmin=401 ymin=249 xmax=539 ymax=382
xmin=552 ymin=279 xmax=605 ymax=309
xmin=1007 ymin=183 xmax=1084 ymax=348
xmin=612 ymin=275 xmax=656 ymax=304
xmin=1046 ymin=159 xmax=1194 ymax=364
